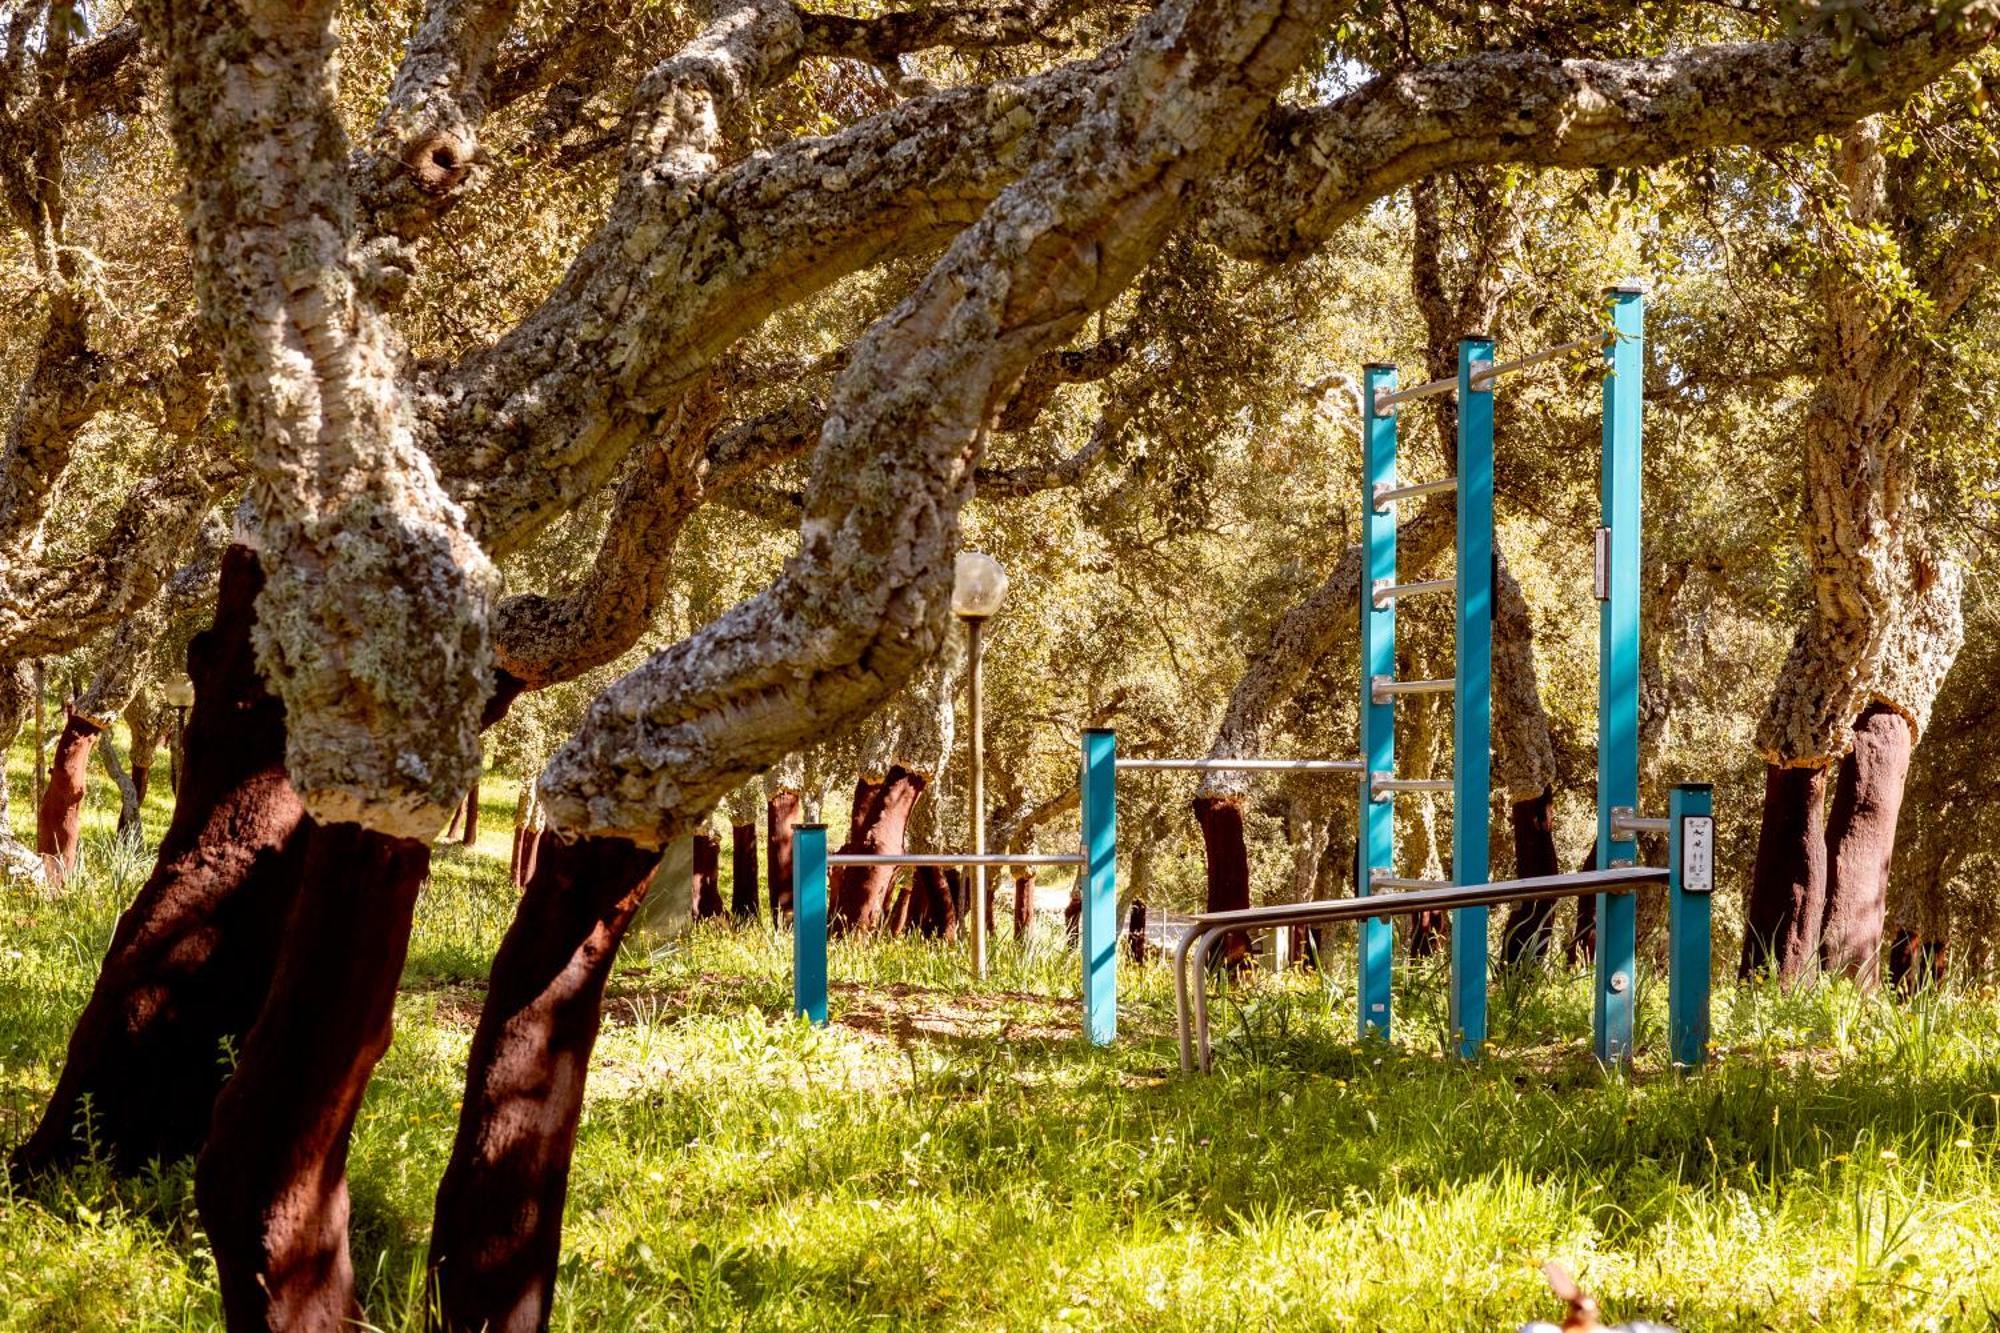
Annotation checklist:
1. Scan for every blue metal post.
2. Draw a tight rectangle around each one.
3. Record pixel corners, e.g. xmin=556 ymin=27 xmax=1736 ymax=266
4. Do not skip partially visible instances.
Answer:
xmin=1667 ymin=783 xmax=1715 ymax=1069
xmin=1080 ymin=729 xmax=1118 ymax=1046
xmin=1358 ymin=364 xmax=1398 ymax=1040
xmin=793 ymin=824 xmax=828 ymax=1025
xmin=1452 ymin=337 xmax=1495 ymax=1060
xmin=1595 ymin=284 xmax=1644 ymax=1067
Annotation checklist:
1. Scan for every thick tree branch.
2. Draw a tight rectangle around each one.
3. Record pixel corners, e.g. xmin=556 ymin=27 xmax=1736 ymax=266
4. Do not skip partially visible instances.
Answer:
xmin=1202 ymin=2 xmax=2000 ymax=263
xmin=538 ymin=0 xmax=1343 ymax=844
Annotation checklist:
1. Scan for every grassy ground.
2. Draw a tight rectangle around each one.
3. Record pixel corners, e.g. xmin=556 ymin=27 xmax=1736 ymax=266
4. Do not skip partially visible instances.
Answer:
xmin=4 ymin=771 xmax=2000 ymax=1329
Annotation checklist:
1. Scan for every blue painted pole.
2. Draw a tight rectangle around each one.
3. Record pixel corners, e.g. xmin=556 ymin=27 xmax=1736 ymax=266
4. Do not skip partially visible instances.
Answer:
xmin=1452 ymin=337 xmax=1495 ymax=1061
xmin=1668 ymin=783 xmax=1715 ymax=1069
xmin=1080 ymin=729 xmax=1118 ymax=1045
xmin=1359 ymin=364 xmax=1398 ymax=1040
xmin=1594 ymin=284 xmax=1644 ymax=1068
xmin=793 ymin=824 xmax=828 ymax=1025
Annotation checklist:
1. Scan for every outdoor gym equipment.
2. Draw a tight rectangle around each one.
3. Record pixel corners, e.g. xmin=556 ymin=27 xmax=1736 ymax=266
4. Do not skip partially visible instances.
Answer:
xmin=788 ymin=285 xmax=1718 ymax=1071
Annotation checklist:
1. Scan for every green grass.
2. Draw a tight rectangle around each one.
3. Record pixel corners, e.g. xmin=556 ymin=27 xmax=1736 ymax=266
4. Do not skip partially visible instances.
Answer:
xmin=4 ymin=776 xmax=2000 ymax=1329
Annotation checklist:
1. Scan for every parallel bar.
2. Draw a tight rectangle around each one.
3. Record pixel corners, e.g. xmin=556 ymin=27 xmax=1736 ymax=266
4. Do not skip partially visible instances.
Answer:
xmin=1595 ymin=283 xmax=1644 ymax=1068
xmin=1371 ymin=774 xmax=1453 ymax=795
xmin=1373 ymin=375 xmax=1456 ymax=412
xmin=1370 ymin=873 xmax=1450 ymax=891
xmin=1080 ymin=730 xmax=1118 ymax=1046
xmin=1371 ymin=675 xmax=1454 ymax=700
xmin=1453 ymin=334 xmax=1496 ymax=1061
xmin=1183 ymin=867 xmax=1671 ymax=1071
xmin=1372 ymin=578 xmax=1454 ymax=606
xmin=1668 ymin=783 xmax=1715 ymax=1069
xmin=1191 ymin=866 xmax=1670 ymax=932
xmin=793 ymin=825 xmax=829 ymax=1025
xmin=1468 ymin=333 xmax=1609 ymax=387
xmin=1372 ymin=475 xmax=1457 ymax=508
xmin=1113 ymin=757 xmax=1363 ymax=772
xmin=1358 ymin=362 xmax=1398 ymax=1042
xmin=827 ymin=852 xmax=1085 ymax=868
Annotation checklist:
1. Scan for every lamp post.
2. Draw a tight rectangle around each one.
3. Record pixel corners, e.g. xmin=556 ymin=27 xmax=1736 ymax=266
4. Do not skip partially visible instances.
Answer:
xmin=952 ymin=550 xmax=1008 ymax=979
xmin=162 ymin=675 xmax=195 ymax=794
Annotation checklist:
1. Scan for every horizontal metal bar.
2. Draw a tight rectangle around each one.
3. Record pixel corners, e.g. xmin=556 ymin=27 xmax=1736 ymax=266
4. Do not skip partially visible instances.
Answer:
xmin=1372 ymin=376 xmax=1456 ymax=414
xmin=1373 ymin=475 xmax=1458 ymax=508
xmin=1369 ymin=873 xmax=1450 ymax=891
xmin=826 ymin=852 xmax=1085 ymax=868
xmin=1114 ymin=757 xmax=1364 ymax=773
xmin=1371 ymin=675 xmax=1454 ymax=702
xmin=1372 ymin=577 xmax=1454 ymax=606
xmin=1185 ymin=865 xmax=1670 ymax=932
xmin=1610 ymin=807 xmax=1671 ymax=838
xmin=1468 ymin=334 xmax=1610 ymax=387
xmin=1371 ymin=774 xmax=1454 ymax=795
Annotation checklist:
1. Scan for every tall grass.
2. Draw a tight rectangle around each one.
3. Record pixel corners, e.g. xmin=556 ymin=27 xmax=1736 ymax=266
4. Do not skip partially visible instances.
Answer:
xmin=4 ymin=798 xmax=1999 ymax=1329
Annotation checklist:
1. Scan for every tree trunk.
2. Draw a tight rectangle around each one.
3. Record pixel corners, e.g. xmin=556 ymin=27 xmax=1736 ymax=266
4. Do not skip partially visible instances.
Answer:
xmin=1193 ymin=794 xmax=1253 ymax=970
xmin=195 ymin=821 xmax=428 ymax=1331
xmin=11 ymin=547 xmax=308 ymax=1180
xmin=461 ymin=778 xmax=481 ymax=845
xmin=1499 ymin=791 xmax=1562 ymax=966
xmin=1819 ymin=704 xmax=1914 ymax=988
xmin=1740 ymin=763 xmax=1829 ymax=983
xmin=691 ymin=832 xmax=723 ymax=919
xmin=904 ymin=864 xmax=958 ymax=938
xmin=830 ymin=767 xmax=925 ymax=932
xmin=99 ymin=731 xmax=143 ymax=842
xmin=32 ymin=659 xmax=46 ymax=809
xmin=1127 ymin=898 xmax=1148 ymax=963
xmin=1888 ymin=927 xmax=1946 ymax=994
xmin=766 ymin=788 xmax=802 ymax=921
xmin=1012 ymin=867 xmax=1035 ymax=938
xmin=509 ymin=787 xmax=531 ymax=886
xmin=36 ymin=707 xmax=103 ymax=879
xmin=428 ymin=834 xmax=661 ymax=1333
xmin=730 ymin=821 xmax=759 ymax=921
xmin=1565 ymin=844 xmax=1599 ymax=967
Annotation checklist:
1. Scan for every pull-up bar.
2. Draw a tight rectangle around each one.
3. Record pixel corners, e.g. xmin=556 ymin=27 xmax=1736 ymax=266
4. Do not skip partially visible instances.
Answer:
xmin=1372 ymin=375 xmax=1455 ymax=414
xmin=1468 ymin=332 xmax=1612 ymax=388
xmin=1115 ymin=757 xmax=1363 ymax=773
xmin=1373 ymin=475 xmax=1457 ymax=507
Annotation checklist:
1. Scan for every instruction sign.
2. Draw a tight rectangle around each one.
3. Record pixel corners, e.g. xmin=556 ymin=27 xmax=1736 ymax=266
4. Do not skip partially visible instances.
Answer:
xmin=1681 ymin=816 xmax=1714 ymax=894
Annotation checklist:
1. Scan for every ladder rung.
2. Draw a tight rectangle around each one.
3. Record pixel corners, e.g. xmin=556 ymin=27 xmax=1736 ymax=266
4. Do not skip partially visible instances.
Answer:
xmin=1372 ymin=577 xmax=1453 ymax=606
xmin=1372 ymin=377 xmax=1456 ymax=414
xmin=1369 ymin=872 xmax=1452 ymax=891
xmin=1372 ymin=476 xmax=1458 ymax=508
xmin=1371 ymin=675 xmax=1454 ymax=702
xmin=1370 ymin=774 xmax=1454 ymax=796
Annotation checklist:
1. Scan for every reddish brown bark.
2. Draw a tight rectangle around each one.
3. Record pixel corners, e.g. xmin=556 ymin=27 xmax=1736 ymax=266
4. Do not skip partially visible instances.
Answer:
xmin=1127 ymin=898 xmax=1149 ymax=963
xmin=195 ymin=821 xmax=428 ymax=1331
xmin=691 ymin=833 xmax=723 ymax=919
xmin=831 ymin=767 xmax=925 ymax=932
xmin=1193 ymin=794 xmax=1254 ymax=970
xmin=37 ymin=708 xmax=104 ymax=878
xmin=1408 ymin=909 xmax=1446 ymax=959
xmin=1500 ymin=792 xmax=1563 ymax=966
xmin=1741 ymin=763 xmax=1829 ymax=983
xmin=1012 ymin=867 xmax=1035 ymax=937
xmin=730 ymin=821 xmax=759 ymax=921
xmin=1819 ymin=704 xmax=1913 ymax=989
xmin=461 ymin=778 xmax=481 ymax=845
xmin=1888 ymin=927 xmax=1946 ymax=994
xmin=11 ymin=547 xmax=309 ymax=1180
xmin=901 ymin=864 xmax=957 ymax=938
xmin=766 ymin=790 xmax=802 ymax=920
xmin=1564 ymin=844 xmax=1600 ymax=967
xmin=428 ymin=834 xmax=662 ymax=1333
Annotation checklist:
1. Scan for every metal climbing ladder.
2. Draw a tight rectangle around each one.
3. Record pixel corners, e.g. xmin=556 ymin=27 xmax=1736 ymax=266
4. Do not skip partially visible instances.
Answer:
xmin=1360 ymin=336 xmax=1496 ymax=1056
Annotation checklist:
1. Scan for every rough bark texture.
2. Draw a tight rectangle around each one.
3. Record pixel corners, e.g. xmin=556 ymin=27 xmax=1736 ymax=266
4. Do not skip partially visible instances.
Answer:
xmin=1741 ymin=764 xmax=1829 ymax=983
xmin=462 ymin=776 xmax=481 ymax=845
xmin=195 ymin=822 xmax=428 ymax=1330
xmin=139 ymin=0 xmax=498 ymax=838
xmin=428 ymin=834 xmax=661 ymax=1333
xmin=12 ymin=546 xmax=307 ymax=1180
xmin=1818 ymin=704 xmax=1914 ymax=988
xmin=0 ymin=659 xmax=45 ymax=886
xmin=536 ymin=0 xmax=1339 ymax=847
